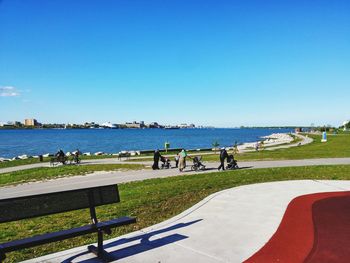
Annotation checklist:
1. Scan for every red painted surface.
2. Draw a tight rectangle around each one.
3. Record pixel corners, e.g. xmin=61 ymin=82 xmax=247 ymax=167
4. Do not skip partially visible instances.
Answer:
xmin=305 ymin=195 xmax=350 ymax=263
xmin=245 ymin=191 xmax=350 ymax=263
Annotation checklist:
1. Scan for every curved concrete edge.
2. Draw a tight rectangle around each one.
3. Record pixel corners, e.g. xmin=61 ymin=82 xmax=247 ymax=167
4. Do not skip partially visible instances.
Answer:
xmin=262 ymin=133 xmax=313 ymax=151
xmin=23 ymin=180 xmax=350 ymax=263
xmin=238 ymin=133 xmax=313 ymax=153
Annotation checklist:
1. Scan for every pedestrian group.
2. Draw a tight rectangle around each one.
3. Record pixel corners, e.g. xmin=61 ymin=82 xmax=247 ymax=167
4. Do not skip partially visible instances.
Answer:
xmin=152 ymin=147 xmax=238 ymax=172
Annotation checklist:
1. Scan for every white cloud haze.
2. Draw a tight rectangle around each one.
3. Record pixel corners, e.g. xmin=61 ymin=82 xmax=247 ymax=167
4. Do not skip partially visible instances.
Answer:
xmin=0 ymin=86 xmax=20 ymax=97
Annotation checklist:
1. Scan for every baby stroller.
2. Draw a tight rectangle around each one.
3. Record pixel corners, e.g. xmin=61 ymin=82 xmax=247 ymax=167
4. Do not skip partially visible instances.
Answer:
xmin=161 ymin=156 xmax=171 ymax=169
xmin=191 ymin=156 xmax=206 ymax=171
xmin=226 ymin=155 xmax=239 ymax=170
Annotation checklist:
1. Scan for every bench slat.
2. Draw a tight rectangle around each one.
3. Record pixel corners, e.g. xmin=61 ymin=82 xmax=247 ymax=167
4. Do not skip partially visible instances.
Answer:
xmin=0 ymin=185 xmax=120 ymax=223
xmin=0 ymin=216 xmax=136 ymax=253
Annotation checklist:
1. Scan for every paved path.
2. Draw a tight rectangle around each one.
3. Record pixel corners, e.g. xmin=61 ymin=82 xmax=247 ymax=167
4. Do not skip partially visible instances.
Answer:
xmin=0 ymin=158 xmax=130 ymax=174
xmin=24 ymin=180 xmax=350 ymax=263
xmin=262 ymin=133 xmax=313 ymax=150
xmin=0 ymin=134 xmax=312 ymax=175
xmin=1 ymin=157 xmax=350 ymax=199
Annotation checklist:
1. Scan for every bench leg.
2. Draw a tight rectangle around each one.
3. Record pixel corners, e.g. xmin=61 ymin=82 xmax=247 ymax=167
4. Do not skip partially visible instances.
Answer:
xmin=87 ymin=230 xmax=114 ymax=262
xmin=0 ymin=252 xmax=6 ymax=263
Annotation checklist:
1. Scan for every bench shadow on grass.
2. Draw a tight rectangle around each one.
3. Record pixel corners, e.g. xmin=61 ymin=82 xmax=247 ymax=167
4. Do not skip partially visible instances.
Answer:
xmin=62 ymin=219 xmax=202 ymax=263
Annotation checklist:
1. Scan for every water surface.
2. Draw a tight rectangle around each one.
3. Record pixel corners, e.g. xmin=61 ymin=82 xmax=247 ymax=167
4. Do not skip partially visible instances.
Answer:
xmin=0 ymin=128 xmax=293 ymax=158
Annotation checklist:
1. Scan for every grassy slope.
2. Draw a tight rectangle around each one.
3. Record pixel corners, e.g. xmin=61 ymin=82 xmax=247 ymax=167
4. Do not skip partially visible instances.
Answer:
xmin=238 ymin=134 xmax=350 ymax=160
xmin=0 ymin=133 xmax=314 ymax=168
xmin=1 ymin=164 xmax=350 ymax=262
xmin=0 ymin=164 xmax=146 ymax=187
xmin=127 ymin=134 xmax=322 ymax=163
xmin=200 ymin=134 xmax=350 ymax=162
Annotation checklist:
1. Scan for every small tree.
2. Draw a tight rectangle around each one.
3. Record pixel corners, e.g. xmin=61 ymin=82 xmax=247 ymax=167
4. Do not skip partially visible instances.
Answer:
xmin=233 ymin=141 xmax=239 ymax=154
xmin=212 ymin=141 xmax=220 ymax=153
xmin=259 ymin=141 xmax=265 ymax=151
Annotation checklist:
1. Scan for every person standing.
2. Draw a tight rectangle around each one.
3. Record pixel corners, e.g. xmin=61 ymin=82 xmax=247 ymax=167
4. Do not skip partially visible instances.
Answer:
xmin=178 ymin=149 xmax=188 ymax=172
xmin=218 ymin=147 xmax=228 ymax=171
xmin=152 ymin=150 xmax=161 ymax=170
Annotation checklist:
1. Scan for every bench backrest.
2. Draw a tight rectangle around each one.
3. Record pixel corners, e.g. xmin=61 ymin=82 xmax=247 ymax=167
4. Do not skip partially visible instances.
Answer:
xmin=0 ymin=184 xmax=120 ymax=223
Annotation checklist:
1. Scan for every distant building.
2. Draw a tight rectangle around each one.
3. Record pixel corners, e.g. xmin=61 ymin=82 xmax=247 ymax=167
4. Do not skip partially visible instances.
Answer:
xmin=0 ymin=121 xmax=21 ymax=128
xmin=164 ymin=125 xmax=180 ymax=129
xmin=24 ymin=119 xmax=38 ymax=126
xmin=125 ymin=121 xmax=144 ymax=129
xmin=149 ymin=122 xmax=160 ymax=128
xmin=84 ymin=122 xmax=99 ymax=128
xmin=0 ymin=122 xmax=10 ymax=127
xmin=14 ymin=121 xmax=22 ymax=127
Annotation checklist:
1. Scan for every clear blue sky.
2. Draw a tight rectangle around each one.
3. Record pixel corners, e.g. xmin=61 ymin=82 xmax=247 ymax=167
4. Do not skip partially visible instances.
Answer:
xmin=0 ymin=0 xmax=349 ymax=127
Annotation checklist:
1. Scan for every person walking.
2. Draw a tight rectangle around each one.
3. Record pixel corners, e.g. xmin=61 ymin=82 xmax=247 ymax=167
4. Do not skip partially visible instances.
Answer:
xmin=218 ymin=147 xmax=228 ymax=171
xmin=178 ymin=149 xmax=189 ymax=172
xmin=174 ymin=153 xmax=180 ymax=168
xmin=152 ymin=149 xmax=161 ymax=170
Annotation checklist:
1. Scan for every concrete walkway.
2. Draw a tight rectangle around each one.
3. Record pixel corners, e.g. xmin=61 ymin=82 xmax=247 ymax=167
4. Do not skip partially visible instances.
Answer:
xmin=23 ymin=180 xmax=350 ymax=263
xmin=1 ymin=157 xmax=350 ymax=199
xmin=262 ymin=133 xmax=313 ymax=150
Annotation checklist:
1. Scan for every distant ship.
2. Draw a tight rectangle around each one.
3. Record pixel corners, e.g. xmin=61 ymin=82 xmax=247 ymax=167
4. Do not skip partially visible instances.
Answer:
xmin=101 ymin=122 xmax=118 ymax=129
xmin=164 ymin=126 xmax=180 ymax=129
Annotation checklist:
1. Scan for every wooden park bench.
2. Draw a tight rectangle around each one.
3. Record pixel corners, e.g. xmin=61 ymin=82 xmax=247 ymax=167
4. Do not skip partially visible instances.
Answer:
xmin=0 ymin=184 xmax=136 ymax=262
xmin=50 ymin=155 xmax=69 ymax=166
xmin=117 ymin=152 xmax=131 ymax=160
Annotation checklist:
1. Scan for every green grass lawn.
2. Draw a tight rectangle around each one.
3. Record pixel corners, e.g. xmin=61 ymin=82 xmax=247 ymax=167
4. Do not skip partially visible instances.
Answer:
xmin=0 ymin=157 xmax=46 ymax=169
xmin=0 ymin=150 xmax=210 ymax=169
xmin=239 ymin=134 xmax=350 ymax=160
xmin=1 ymin=164 xmax=350 ymax=262
xmin=0 ymin=150 xmax=211 ymax=169
xmin=0 ymin=164 xmax=146 ymax=187
xmin=0 ymin=154 xmax=121 ymax=169
xmin=127 ymin=133 xmax=310 ymax=163
xmin=199 ymin=134 xmax=350 ymax=162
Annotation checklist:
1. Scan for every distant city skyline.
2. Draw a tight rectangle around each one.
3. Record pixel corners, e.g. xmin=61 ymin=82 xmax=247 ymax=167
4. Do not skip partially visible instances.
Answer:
xmin=0 ymin=117 xmax=342 ymax=129
xmin=1 ymin=0 xmax=349 ymax=127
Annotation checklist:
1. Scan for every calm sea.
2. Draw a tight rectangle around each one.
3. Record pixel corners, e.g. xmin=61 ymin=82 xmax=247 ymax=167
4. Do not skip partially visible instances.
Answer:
xmin=0 ymin=128 xmax=293 ymax=158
